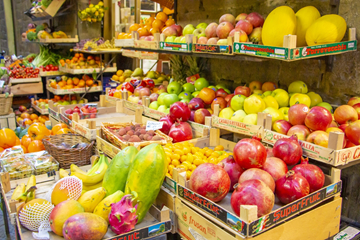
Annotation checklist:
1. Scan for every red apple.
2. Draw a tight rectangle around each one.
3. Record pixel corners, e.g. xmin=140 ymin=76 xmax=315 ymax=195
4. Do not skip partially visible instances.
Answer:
xmin=162 ymin=26 xmax=177 ymax=37
xmin=190 ymin=110 xmax=195 ymax=121
xmin=288 ymin=104 xmax=310 ymax=125
xmin=194 ymin=108 xmax=211 ymax=124
xmin=211 ymin=97 xmax=227 ymax=111
xmin=19 ymin=105 xmax=27 ymax=112
xmin=306 ymin=131 xmax=329 ymax=148
xmin=327 ymin=121 xmax=338 ymax=128
xmin=249 ymin=81 xmax=262 ymax=93
xmin=287 ymin=125 xmax=310 ymax=141
xmin=230 ymin=29 xmax=248 ymax=42
xmin=347 ymin=97 xmax=360 ymax=106
xmin=134 ymin=86 xmax=143 ymax=96
xmin=205 ymin=23 xmax=218 ymax=38
xmin=234 ymin=86 xmax=251 ymax=97
xmin=225 ymin=94 xmax=234 ymax=102
xmin=139 ymin=87 xmax=151 ymax=97
xmin=235 ymin=13 xmax=248 ymax=23
xmin=334 ymin=105 xmax=358 ymax=124
xmin=171 ymin=24 xmax=183 ymax=36
xmin=215 ymin=89 xmax=228 ymax=98
xmin=216 ymin=22 xmax=234 ymax=39
xmin=352 ymin=103 xmax=360 ymax=119
xmin=345 ymin=120 xmax=360 ymax=145
xmin=305 ymin=106 xmax=333 ymax=131
xmin=339 ymin=123 xmax=349 ymax=132
xmin=149 ymin=93 xmax=159 ymax=102
xmin=188 ymin=98 xmax=205 ymax=111
xmin=272 ymin=120 xmax=292 ymax=135
xmin=235 ymin=20 xmax=253 ymax=35
xmin=245 ymin=12 xmax=265 ymax=28
xmin=219 ymin=14 xmax=235 ymax=25
xmin=207 ymin=37 xmax=219 ymax=45
xmin=198 ymin=37 xmax=208 ymax=44
xmin=345 ymin=139 xmax=356 ymax=148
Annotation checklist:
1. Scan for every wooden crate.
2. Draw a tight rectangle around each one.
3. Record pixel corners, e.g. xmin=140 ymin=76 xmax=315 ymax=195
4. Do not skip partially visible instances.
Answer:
xmin=39 ymin=35 xmax=79 ymax=43
xmin=0 ymin=109 xmax=16 ymax=129
xmin=10 ymin=77 xmax=41 ymax=84
xmin=134 ymin=32 xmax=160 ymax=49
xmin=155 ymin=186 xmax=177 ymax=234
xmin=193 ymin=35 xmax=234 ymax=55
xmin=11 ymin=82 xmax=43 ymax=96
xmin=31 ymin=98 xmax=49 ymax=115
xmin=46 ymin=80 xmax=103 ymax=95
xmin=159 ymin=34 xmax=193 ymax=52
xmin=59 ymin=63 xmax=116 ymax=74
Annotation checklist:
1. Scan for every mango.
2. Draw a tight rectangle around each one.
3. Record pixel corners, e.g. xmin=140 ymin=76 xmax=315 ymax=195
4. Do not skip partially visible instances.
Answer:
xmin=49 ymin=200 xmax=84 ymax=236
xmin=63 ymin=212 xmax=108 ymax=240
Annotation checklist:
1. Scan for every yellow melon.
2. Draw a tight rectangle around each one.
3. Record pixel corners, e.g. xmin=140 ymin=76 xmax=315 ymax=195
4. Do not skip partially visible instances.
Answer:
xmin=262 ymin=6 xmax=297 ymax=47
xmin=305 ymin=14 xmax=347 ymax=46
xmin=295 ymin=6 xmax=321 ymax=46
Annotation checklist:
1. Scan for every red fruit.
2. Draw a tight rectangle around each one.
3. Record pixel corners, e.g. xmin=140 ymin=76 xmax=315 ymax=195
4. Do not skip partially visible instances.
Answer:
xmin=266 ymin=148 xmax=274 ymax=158
xmin=215 ymin=89 xmax=228 ymax=98
xmin=231 ymin=180 xmax=274 ymax=217
xmin=194 ymin=109 xmax=211 ymax=124
xmin=234 ymin=86 xmax=251 ymax=97
xmin=305 ymin=106 xmax=332 ymax=131
xmin=169 ymin=102 xmax=191 ymax=122
xmin=219 ymin=156 xmax=244 ymax=191
xmin=275 ymin=170 xmax=310 ymax=204
xmin=288 ymin=104 xmax=309 ymax=126
xmin=262 ymin=157 xmax=288 ymax=182
xmin=233 ymin=137 xmax=267 ymax=169
xmin=189 ymin=163 xmax=231 ymax=202
xmin=239 ymin=168 xmax=275 ymax=192
xmin=334 ymin=105 xmax=358 ymax=125
xmin=245 ymin=12 xmax=265 ymax=28
xmin=188 ymin=98 xmax=205 ymax=111
xmin=211 ymin=97 xmax=227 ymax=111
xmin=273 ymin=135 xmax=303 ymax=166
xmin=159 ymin=116 xmax=174 ymax=135
xmin=224 ymin=94 xmax=234 ymax=102
xmin=168 ymin=121 xmax=193 ymax=143
xmin=292 ymin=157 xmax=325 ymax=193
xmin=287 ymin=125 xmax=310 ymax=141
xmin=345 ymin=120 xmax=360 ymax=145
xmin=235 ymin=20 xmax=253 ymax=35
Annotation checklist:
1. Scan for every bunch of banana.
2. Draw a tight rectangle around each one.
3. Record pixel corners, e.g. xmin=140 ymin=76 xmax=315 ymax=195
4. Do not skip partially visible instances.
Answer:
xmin=11 ymin=175 xmax=37 ymax=203
xmin=71 ymin=154 xmax=109 ymax=191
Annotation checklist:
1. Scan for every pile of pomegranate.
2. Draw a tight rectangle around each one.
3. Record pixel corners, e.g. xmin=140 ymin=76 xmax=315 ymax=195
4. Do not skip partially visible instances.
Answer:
xmin=189 ymin=135 xmax=325 ymax=218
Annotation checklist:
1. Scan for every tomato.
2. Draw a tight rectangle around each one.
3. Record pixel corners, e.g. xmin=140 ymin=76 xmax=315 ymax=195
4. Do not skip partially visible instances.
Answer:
xmin=34 ymin=69 xmax=39 ymax=74
xmin=49 ymin=64 xmax=53 ymax=68
xmin=54 ymin=66 xmax=59 ymax=71
xmin=45 ymin=65 xmax=50 ymax=71
xmin=28 ymin=123 xmax=51 ymax=140
xmin=0 ymin=128 xmax=17 ymax=148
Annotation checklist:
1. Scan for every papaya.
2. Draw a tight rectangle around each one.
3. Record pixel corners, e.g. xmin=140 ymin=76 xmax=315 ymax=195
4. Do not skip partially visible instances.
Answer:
xmin=295 ymin=6 xmax=321 ymax=47
xmin=102 ymin=146 xmax=138 ymax=196
xmin=124 ymin=144 xmax=167 ymax=223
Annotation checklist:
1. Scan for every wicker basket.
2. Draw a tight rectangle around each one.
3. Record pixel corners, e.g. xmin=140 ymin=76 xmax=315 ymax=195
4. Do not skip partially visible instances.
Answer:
xmin=42 ymin=134 xmax=94 ymax=169
xmin=101 ymin=122 xmax=172 ymax=150
xmin=152 ymin=0 xmax=174 ymax=9
xmin=0 ymin=93 xmax=13 ymax=116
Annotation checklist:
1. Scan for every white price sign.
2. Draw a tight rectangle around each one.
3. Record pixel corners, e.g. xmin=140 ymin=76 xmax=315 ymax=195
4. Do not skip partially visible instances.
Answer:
xmin=146 ymin=121 xmax=163 ymax=131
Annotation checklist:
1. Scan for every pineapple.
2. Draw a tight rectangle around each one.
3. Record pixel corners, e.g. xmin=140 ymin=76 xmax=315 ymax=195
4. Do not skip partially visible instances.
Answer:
xmin=170 ymin=55 xmax=187 ymax=85
xmin=185 ymin=56 xmax=207 ymax=77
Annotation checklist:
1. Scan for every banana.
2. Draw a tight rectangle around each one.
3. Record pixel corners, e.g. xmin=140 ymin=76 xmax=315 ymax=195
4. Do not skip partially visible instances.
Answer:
xmin=83 ymin=181 xmax=103 ymax=191
xmin=11 ymin=183 xmax=25 ymax=200
xmin=78 ymin=187 xmax=106 ymax=212
xmin=70 ymin=164 xmax=88 ymax=175
xmin=71 ymin=159 xmax=107 ymax=185
xmin=87 ymin=154 xmax=109 ymax=176
xmin=93 ymin=190 xmax=124 ymax=223
xmin=59 ymin=168 xmax=69 ymax=179
xmin=17 ymin=186 xmax=37 ymax=202
xmin=25 ymin=175 xmax=36 ymax=192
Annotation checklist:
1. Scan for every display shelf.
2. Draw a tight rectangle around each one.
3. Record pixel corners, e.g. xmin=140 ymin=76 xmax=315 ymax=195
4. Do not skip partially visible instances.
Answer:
xmin=59 ymin=63 xmax=117 ymax=74
xmin=10 ymin=77 xmax=41 ymax=84
xmin=46 ymin=80 xmax=103 ymax=95
xmin=115 ymin=32 xmax=160 ymax=49
xmin=193 ymin=35 xmax=234 ymax=55
xmin=40 ymin=70 xmax=65 ymax=77
xmin=31 ymin=99 xmax=49 ymax=115
xmin=11 ymin=82 xmax=43 ymax=96
xmin=159 ymin=34 xmax=193 ymax=53
xmin=39 ymin=35 xmax=79 ymax=43
xmin=122 ymin=49 xmax=159 ymax=60
xmin=72 ymin=48 xmax=123 ymax=54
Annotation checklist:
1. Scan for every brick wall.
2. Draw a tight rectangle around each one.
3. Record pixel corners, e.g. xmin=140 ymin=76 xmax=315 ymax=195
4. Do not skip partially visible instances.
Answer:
xmin=0 ymin=0 xmax=9 ymax=54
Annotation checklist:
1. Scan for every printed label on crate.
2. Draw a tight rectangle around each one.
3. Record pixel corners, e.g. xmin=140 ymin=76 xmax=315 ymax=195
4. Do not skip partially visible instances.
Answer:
xmin=194 ymin=44 xmax=232 ymax=54
xmin=143 ymin=107 xmax=167 ymax=120
xmin=59 ymin=114 xmax=72 ymax=126
xmin=105 ymin=95 xmax=120 ymax=103
xmin=234 ymin=43 xmax=289 ymax=59
xmin=106 ymin=221 xmax=171 ymax=240
xmin=248 ymin=181 xmax=342 ymax=236
xmin=334 ymin=226 xmax=360 ymax=240
xmin=177 ymin=185 xmax=247 ymax=236
xmin=72 ymin=121 xmax=96 ymax=140
xmin=162 ymin=176 xmax=177 ymax=193
xmin=292 ymin=40 xmax=357 ymax=59
xmin=212 ymin=116 xmax=261 ymax=136
xmin=335 ymin=146 xmax=360 ymax=165
xmin=124 ymin=100 xmax=138 ymax=111
xmin=138 ymin=52 xmax=159 ymax=60
xmin=160 ymin=42 xmax=192 ymax=52
xmin=49 ymin=108 xmax=58 ymax=118
xmin=122 ymin=49 xmax=138 ymax=57
xmin=114 ymin=39 xmax=135 ymax=47
xmin=135 ymin=40 xmax=158 ymax=49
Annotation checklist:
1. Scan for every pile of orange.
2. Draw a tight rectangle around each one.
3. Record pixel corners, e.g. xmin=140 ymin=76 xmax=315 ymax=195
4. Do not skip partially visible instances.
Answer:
xmin=50 ymin=74 xmax=98 ymax=90
xmin=60 ymin=54 xmax=101 ymax=67
xmin=17 ymin=112 xmax=49 ymax=127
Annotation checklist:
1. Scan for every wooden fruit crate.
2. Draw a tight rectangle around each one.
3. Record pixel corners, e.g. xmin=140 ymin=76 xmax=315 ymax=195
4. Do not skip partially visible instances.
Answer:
xmin=31 ymin=98 xmax=49 ymax=115
xmin=0 ymin=109 xmax=16 ymax=129
xmin=48 ymin=99 xmax=89 ymax=124
xmin=192 ymin=35 xmax=234 ymax=55
xmin=46 ymin=80 xmax=103 ymax=95
xmin=159 ymin=34 xmax=193 ymax=52
xmin=134 ymin=32 xmax=160 ymax=49
xmin=11 ymin=82 xmax=43 ymax=96
xmin=39 ymin=35 xmax=79 ymax=43
xmin=59 ymin=63 xmax=116 ymax=74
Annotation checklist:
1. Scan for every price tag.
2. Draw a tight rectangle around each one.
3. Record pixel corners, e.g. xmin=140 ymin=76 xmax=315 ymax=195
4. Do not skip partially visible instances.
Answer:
xmin=146 ymin=121 xmax=163 ymax=131
xmin=0 ymin=80 xmax=5 ymax=88
xmin=47 ymin=170 xmax=56 ymax=177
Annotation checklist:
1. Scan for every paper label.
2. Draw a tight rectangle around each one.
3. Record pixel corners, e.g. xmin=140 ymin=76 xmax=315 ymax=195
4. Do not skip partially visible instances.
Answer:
xmin=334 ymin=226 xmax=360 ymax=240
xmin=0 ymin=80 xmax=5 ymax=88
xmin=146 ymin=121 xmax=163 ymax=131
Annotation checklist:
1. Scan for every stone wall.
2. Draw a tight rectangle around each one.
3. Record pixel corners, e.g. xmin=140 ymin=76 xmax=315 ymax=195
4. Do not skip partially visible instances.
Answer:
xmin=0 ymin=0 xmax=9 ymax=54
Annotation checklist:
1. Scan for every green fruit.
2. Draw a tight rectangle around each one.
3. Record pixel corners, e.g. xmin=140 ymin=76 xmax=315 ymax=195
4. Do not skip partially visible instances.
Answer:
xmin=194 ymin=78 xmax=209 ymax=91
xmin=288 ymin=81 xmax=308 ymax=94
xmin=178 ymin=91 xmax=193 ymax=100
xmin=182 ymin=83 xmax=195 ymax=93
xmin=102 ymin=147 xmax=138 ymax=196
xmin=125 ymin=144 xmax=167 ymax=223
xmin=316 ymin=102 xmax=333 ymax=113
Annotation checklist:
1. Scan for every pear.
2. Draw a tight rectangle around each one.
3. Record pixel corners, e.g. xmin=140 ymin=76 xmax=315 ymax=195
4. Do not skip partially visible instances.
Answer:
xmin=131 ymin=68 xmax=144 ymax=77
xmin=123 ymin=70 xmax=133 ymax=78
xmin=146 ymin=71 xmax=156 ymax=79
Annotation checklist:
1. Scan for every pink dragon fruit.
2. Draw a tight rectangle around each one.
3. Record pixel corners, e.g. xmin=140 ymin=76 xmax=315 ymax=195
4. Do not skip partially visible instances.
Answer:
xmin=109 ymin=194 xmax=138 ymax=235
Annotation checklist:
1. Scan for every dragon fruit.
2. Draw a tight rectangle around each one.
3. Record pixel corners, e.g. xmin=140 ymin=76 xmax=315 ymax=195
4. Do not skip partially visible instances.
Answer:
xmin=109 ymin=194 xmax=138 ymax=235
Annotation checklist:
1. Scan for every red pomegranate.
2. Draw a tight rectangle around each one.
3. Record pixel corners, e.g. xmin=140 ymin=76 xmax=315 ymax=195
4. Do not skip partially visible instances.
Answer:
xmin=262 ymin=157 xmax=288 ymax=182
xmin=292 ymin=157 xmax=325 ymax=193
xmin=239 ymin=168 xmax=275 ymax=192
xmin=169 ymin=102 xmax=191 ymax=122
xmin=233 ymin=137 xmax=267 ymax=169
xmin=231 ymin=179 xmax=274 ymax=217
xmin=266 ymin=147 xmax=274 ymax=158
xmin=219 ymin=156 xmax=244 ymax=191
xmin=189 ymin=163 xmax=230 ymax=202
xmin=275 ymin=170 xmax=310 ymax=204
xmin=273 ymin=135 xmax=302 ymax=165
xmin=168 ymin=121 xmax=193 ymax=143
xmin=159 ymin=115 xmax=174 ymax=135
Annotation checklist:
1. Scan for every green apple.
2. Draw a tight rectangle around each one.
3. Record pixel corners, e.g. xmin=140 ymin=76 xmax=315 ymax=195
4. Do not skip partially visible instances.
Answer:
xmin=307 ymin=92 xmax=323 ymax=107
xmin=289 ymin=93 xmax=311 ymax=107
xmin=62 ymin=101 xmax=70 ymax=105
xmin=174 ymin=37 xmax=182 ymax=43
xmin=196 ymin=23 xmax=208 ymax=29
xmin=183 ymin=83 xmax=195 ymax=93
xmin=157 ymin=105 xmax=167 ymax=113
xmin=149 ymin=101 xmax=159 ymax=110
xmin=263 ymin=107 xmax=284 ymax=124
xmin=244 ymin=95 xmax=266 ymax=114
xmin=165 ymin=36 xmax=176 ymax=42
xmin=217 ymin=39 xmax=228 ymax=45
xmin=219 ymin=107 xmax=234 ymax=120
xmin=178 ymin=91 xmax=193 ymax=100
xmin=279 ymin=107 xmax=289 ymax=121
xmin=164 ymin=94 xmax=179 ymax=107
xmin=262 ymin=91 xmax=273 ymax=97
xmin=194 ymin=78 xmax=209 ymax=91
xmin=78 ymin=99 xmax=85 ymax=104
xmin=181 ymin=99 xmax=190 ymax=103
xmin=263 ymin=95 xmax=279 ymax=109
xmin=183 ymin=24 xmax=196 ymax=35
xmin=288 ymin=81 xmax=308 ymax=94
xmin=165 ymin=108 xmax=170 ymax=114
xmin=208 ymin=85 xmax=217 ymax=92
xmin=231 ymin=110 xmax=247 ymax=122
xmin=180 ymin=36 xmax=186 ymax=43
xmin=216 ymin=84 xmax=227 ymax=90
xmin=230 ymin=94 xmax=247 ymax=111
xmin=242 ymin=113 xmax=258 ymax=125
xmin=223 ymin=89 xmax=231 ymax=94
xmin=193 ymin=28 xmax=206 ymax=37
xmin=167 ymin=81 xmax=182 ymax=94
xmin=192 ymin=91 xmax=200 ymax=97
xmin=157 ymin=93 xmax=168 ymax=105
xmin=316 ymin=102 xmax=333 ymax=113
xmin=271 ymin=89 xmax=289 ymax=108
xmin=57 ymin=100 xmax=63 ymax=105
xmin=70 ymin=100 xmax=77 ymax=104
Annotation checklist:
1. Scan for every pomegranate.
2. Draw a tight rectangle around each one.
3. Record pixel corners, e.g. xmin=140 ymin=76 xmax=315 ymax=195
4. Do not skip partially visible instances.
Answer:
xmin=273 ymin=135 xmax=302 ymax=166
xmin=189 ymin=163 xmax=230 ymax=202
xmin=266 ymin=147 xmax=274 ymax=158
xmin=219 ymin=156 xmax=244 ymax=191
xmin=168 ymin=121 xmax=193 ymax=143
xmin=159 ymin=116 xmax=174 ymax=135
xmin=292 ymin=157 xmax=325 ymax=193
xmin=239 ymin=168 xmax=275 ymax=192
xmin=262 ymin=157 xmax=288 ymax=182
xmin=275 ymin=170 xmax=310 ymax=204
xmin=231 ymin=180 xmax=274 ymax=217
xmin=169 ymin=102 xmax=191 ymax=122
xmin=233 ymin=137 xmax=267 ymax=169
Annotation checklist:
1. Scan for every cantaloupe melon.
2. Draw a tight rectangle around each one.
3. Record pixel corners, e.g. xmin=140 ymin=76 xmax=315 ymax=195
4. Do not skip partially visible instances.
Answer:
xmin=296 ymin=6 xmax=321 ymax=47
xmin=262 ymin=6 xmax=297 ymax=47
xmin=306 ymin=14 xmax=347 ymax=46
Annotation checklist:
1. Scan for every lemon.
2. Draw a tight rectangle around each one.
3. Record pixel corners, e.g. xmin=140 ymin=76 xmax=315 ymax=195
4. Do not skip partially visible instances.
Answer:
xmin=98 ymin=1 xmax=104 ymax=6
xmin=89 ymin=4 xmax=94 ymax=8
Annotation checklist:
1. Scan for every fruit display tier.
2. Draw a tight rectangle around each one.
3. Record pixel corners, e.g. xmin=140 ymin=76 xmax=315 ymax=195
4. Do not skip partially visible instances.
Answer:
xmin=10 ymin=77 xmax=42 ymax=84
xmin=46 ymin=82 xmax=103 ymax=95
xmin=59 ymin=63 xmax=117 ymax=74
xmin=72 ymin=49 xmax=123 ymax=54
xmin=115 ymin=32 xmax=161 ymax=49
xmin=37 ymin=35 xmax=79 ymax=43
xmin=31 ymin=99 xmax=49 ymax=115
xmin=40 ymin=71 xmax=65 ymax=77
xmin=169 ymin=136 xmax=342 ymax=238
xmin=122 ymin=50 xmax=159 ymax=60
xmin=0 ymin=167 xmax=172 ymax=240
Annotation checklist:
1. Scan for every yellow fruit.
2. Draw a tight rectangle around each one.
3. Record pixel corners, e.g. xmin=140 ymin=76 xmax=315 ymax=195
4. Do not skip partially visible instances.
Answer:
xmin=112 ymin=75 xmax=119 ymax=81
xmin=262 ymin=6 xmax=297 ymax=47
xmin=182 ymin=161 xmax=192 ymax=169
xmin=168 ymin=164 xmax=175 ymax=172
xmin=178 ymin=164 xmax=188 ymax=171
xmin=174 ymin=149 xmax=184 ymax=156
xmin=116 ymin=70 xmax=123 ymax=76
xmin=183 ymin=147 xmax=191 ymax=154
xmin=190 ymin=164 xmax=197 ymax=171
xmin=180 ymin=155 xmax=187 ymax=162
xmin=305 ymin=14 xmax=347 ymax=46
xmin=186 ymin=171 xmax=192 ymax=180
xmin=77 ymin=187 xmax=106 ymax=212
xmin=172 ymin=159 xmax=180 ymax=167
xmin=186 ymin=153 xmax=194 ymax=164
xmin=93 ymin=190 xmax=124 ymax=223
xmin=172 ymin=154 xmax=180 ymax=160
xmin=295 ymin=6 xmax=321 ymax=47
xmin=205 ymin=149 xmax=213 ymax=157
xmin=214 ymin=145 xmax=224 ymax=151
xmin=166 ymin=173 xmax=171 ymax=178
xmin=194 ymin=158 xmax=204 ymax=166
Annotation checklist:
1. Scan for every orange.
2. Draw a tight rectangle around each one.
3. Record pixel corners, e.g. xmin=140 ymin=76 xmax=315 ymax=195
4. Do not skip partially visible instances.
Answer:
xmin=52 ymin=123 xmax=68 ymax=135
xmin=86 ymin=80 xmax=94 ymax=86
xmin=129 ymin=23 xmax=140 ymax=32
xmin=72 ymin=57 xmax=79 ymax=62
xmin=79 ymin=53 xmax=84 ymax=57
xmin=50 ymin=81 xmax=57 ymax=88
xmin=114 ymin=90 xmax=122 ymax=99
xmin=84 ymin=75 xmax=91 ymax=80
xmin=156 ymin=12 xmax=168 ymax=23
xmin=67 ymin=79 xmax=73 ymax=85
xmin=58 ymin=81 xmax=65 ymax=88
xmin=145 ymin=17 xmax=155 ymax=26
xmin=0 ymin=128 xmax=17 ymax=149
xmin=0 ymin=147 xmax=4 ymax=152
xmin=161 ymin=26 xmax=168 ymax=32
xmin=20 ymin=145 xmax=28 ymax=153
xmin=71 ymin=95 xmax=77 ymax=100
xmin=28 ymin=140 xmax=45 ymax=153
xmin=15 ymin=137 xmax=21 ymax=145
xmin=152 ymin=19 xmax=164 ymax=30
xmin=165 ymin=17 xmax=175 ymax=26
xmin=21 ymin=135 xmax=33 ymax=148
xmin=54 ymin=95 xmax=61 ymax=101
xmin=20 ymin=112 xmax=30 ymax=119
xmin=23 ymin=118 xmax=33 ymax=126
xmin=74 ymin=53 xmax=80 ymax=58
xmin=144 ymin=24 xmax=152 ymax=31
xmin=65 ymin=85 xmax=73 ymax=89
xmin=30 ymin=114 xmax=38 ymax=120
xmin=138 ymin=28 xmax=150 ymax=37
xmin=125 ymin=33 xmax=132 ymax=39
xmin=150 ymin=27 xmax=160 ymax=35
xmin=78 ymin=80 xmax=85 ymax=87
xmin=55 ymin=128 xmax=71 ymax=135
